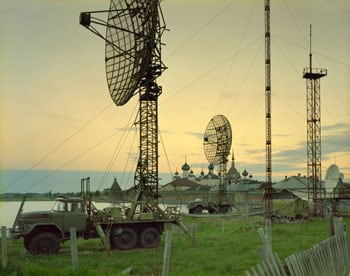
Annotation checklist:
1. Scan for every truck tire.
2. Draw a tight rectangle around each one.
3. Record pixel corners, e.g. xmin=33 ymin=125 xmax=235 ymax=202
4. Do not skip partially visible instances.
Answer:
xmin=139 ymin=227 xmax=160 ymax=248
xmin=220 ymin=205 xmax=231 ymax=214
xmin=190 ymin=206 xmax=203 ymax=214
xmin=208 ymin=207 xmax=216 ymax=214
xmin=113 ymin=227 xmax=137 ymax=250
xmin=28 ymin=232 xmax=60 ymax=254
xmin=23 ymin=235 xmax=32 ymax=251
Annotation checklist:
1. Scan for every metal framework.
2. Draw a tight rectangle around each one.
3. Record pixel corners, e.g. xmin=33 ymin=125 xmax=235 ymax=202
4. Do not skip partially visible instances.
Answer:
xmin=218 ymin=162 xmax=228 ymax=204
xmin=264 ymin=0 xmax=273 ymax=219
xmin=303 ymin=26 xmax=327 ymax=216
xmin=80 ymin=0 xmax=166 ymax=203
xmin=203 ymin=115 xmax=232 ymax=205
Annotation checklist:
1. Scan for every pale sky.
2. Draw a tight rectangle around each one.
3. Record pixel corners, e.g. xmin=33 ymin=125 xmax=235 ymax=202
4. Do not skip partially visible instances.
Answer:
xmin=1 ymin=0 xmax=350 ymax=192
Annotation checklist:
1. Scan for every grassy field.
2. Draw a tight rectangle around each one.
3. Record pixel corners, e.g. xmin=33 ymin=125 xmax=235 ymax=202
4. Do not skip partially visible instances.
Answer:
xmin=1 ymin=216 xmax=349 ymax=276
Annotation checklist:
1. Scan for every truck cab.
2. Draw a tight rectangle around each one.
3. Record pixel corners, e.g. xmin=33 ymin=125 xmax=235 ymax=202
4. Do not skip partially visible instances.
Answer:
xmin=10 ymin=196 xmax=88 ymax=254
xmin=51 ymin=197 xmax=87 ymax=233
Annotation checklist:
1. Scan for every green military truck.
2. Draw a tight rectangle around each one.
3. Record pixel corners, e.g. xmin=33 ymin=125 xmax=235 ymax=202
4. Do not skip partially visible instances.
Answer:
xmin=272 ymin=198 xmax=309 ymax=219
xmin=10 ymin=178 xmax=183 ymax=254
xmin=188 ymin=199 xmax=233 ymax=214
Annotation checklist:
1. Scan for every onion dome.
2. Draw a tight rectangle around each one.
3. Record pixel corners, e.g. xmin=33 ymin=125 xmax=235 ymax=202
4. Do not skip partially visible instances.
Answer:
xmin=181 ymin=162 xmax=190 ymax=171
xmin=242 ymin=169 xmax=248 ymax=178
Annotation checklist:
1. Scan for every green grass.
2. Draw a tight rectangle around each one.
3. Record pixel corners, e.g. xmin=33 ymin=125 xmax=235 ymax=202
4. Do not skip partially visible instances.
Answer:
xmin=1 ymin=216 xmax=349 ymax=276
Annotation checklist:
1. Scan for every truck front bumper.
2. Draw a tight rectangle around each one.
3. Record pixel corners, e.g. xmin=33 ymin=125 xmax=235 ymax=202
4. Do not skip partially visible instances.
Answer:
xmin=9 ymin=228 xmax=24 ymax=240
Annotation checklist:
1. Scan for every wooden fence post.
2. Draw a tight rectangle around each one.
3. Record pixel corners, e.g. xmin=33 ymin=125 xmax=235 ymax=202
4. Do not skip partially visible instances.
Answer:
xmin=70 ymin=227 xmax=78 ymax=270
xmin=327 ymin=214 xmax=334 ymax=236
xmin=1 ymin=226 xmax=8 ymax=269
xmin=162 ymin=230 xmax=172 ymax=276
xmin=333 ymin=217 xmax=344 ymax=236
xmin=265 ymin=219 xmax=272 ymax=246
xmin=258 ymin=223 xmax=273 ymax=262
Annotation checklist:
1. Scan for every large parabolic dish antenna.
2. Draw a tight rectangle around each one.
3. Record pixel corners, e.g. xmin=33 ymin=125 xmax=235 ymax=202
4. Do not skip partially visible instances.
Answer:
xmin=80 ymin=0 xmax=159 ymax=106
xmin=80 ymin=0 xmax=166 ymax=204
xmin=203 ymin=115 xmax=232 ymax=165
xmin=105 ymin=1 xmax=158 ymax=106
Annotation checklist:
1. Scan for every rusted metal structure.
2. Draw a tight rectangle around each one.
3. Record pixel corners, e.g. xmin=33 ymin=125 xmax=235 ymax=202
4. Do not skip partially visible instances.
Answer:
xmin=303 ymin=25 xmax=327 ymax=216
xmin=80 ymin=0 xmax=167 ymax=217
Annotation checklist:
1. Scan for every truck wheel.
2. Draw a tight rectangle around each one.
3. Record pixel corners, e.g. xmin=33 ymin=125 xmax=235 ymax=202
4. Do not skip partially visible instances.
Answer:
xmin=191 ymin=206 xmax=203 ymax=214
xmin=23 ymin=235 xmax=32 ymax=251
xmin=28 ymin=232 xmax=60 ymax=254
xmin=208 ymin=208 xmax=216 ymax=214
xmin=113 ymin=227 xmax=137 ymax=250
xmin=139 ymin=227 xmax=160 ymax=248
xmin=220 ymin=205 xmax=231 ymax=214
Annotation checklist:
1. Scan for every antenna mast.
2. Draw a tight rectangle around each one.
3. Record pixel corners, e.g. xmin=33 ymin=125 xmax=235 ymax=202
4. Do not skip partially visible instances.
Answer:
xmin=303 ymin=25 xmax=327 ymax=216
xmin=80 ymin=0 xmax=166 ymax=212
xmin=264 ymin=0 xmax=273 ymax=219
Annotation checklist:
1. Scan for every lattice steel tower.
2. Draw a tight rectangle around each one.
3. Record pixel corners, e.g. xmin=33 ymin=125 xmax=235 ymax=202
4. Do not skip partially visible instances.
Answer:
xmin=264 ymin=0 xmax=273 ymax=219
xmin=80 ymin=1 xmax=166 ymax=204
xmin=303 ymin=25 xmax=327 ymax=216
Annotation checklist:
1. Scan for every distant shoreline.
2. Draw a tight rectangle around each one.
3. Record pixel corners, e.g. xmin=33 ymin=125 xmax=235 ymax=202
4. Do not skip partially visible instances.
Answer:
xmin=0 ymin=198 xmax=53 ymax=202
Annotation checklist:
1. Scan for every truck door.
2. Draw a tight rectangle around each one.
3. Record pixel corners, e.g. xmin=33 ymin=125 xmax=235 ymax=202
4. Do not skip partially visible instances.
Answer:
xmin=61 ymin=201 xmax=86 ymax=233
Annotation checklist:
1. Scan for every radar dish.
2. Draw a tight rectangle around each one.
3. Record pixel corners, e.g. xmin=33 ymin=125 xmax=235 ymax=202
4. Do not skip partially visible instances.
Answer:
xmin=203 ymin=115 xmax=232 ymax=165
xmin=324 ymin=164 xmax=340 ymax=190
xmin=105 ymin=0 xmax=158 ymax=106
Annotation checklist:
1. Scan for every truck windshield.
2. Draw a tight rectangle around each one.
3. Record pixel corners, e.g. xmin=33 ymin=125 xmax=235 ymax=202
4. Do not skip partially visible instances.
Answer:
xmin=52 ymin=200 xmax=65 ymax=212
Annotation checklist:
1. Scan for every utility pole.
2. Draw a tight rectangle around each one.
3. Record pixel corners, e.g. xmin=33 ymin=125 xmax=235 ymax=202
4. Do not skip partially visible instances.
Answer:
xmin=303 ymin=25 xmax=327 ymax=216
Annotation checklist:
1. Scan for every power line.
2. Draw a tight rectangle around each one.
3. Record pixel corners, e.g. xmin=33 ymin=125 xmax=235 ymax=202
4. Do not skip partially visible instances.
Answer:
xmin=3 ymin=103 xmax=113 ymax=192
xmin=282 ymin=0 xmax=308 ymax=43
xmin=97 ymin=102 xmax=139 ymax=191
xmin=165 ymin=0 xmax=235 ymax=60
xmin=240 ymin=93 xmax=264 ymax=143
xmin=215 ymin=0 xmax=257 ymax=112
xmin=226 ymin=40 xmax=263 ymax=116
xmin=158 ymin=129 xmax=174 ymax=178
xmin=317 ymin=0 xmax=350 ymax=15
xmin=273 ymin=35 xmax=350 ymax=68
xmin=160 ymin=35 xmax=263 ymax=106
xmin=119 ymin=127 xmax=138 ymax=188
xmin=22 ymin=128 xmax=119 ymax=193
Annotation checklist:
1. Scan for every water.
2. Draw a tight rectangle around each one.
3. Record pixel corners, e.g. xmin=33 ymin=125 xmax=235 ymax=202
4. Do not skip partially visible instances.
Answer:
xmin=1 ymin=169 xmax=173 ymax=193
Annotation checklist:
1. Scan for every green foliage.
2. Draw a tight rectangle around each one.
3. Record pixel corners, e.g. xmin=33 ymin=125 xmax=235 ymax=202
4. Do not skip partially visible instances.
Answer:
xmin=1 ymin=217 xmax=349 ymax=276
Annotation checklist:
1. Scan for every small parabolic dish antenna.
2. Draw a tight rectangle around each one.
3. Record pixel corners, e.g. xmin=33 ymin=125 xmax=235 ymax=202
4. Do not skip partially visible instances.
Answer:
xmin=324 ymin=164 xmax=341 ymax=191
xmin=203 ymin=114 xmax=232 ymax=165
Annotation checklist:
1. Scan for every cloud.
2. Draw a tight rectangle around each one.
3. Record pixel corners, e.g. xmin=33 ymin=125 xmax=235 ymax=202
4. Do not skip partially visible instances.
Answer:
xmin=113 ymin=127 xmax=137 ymax=132
xmin=322 ymin=122 xmax=350 ymax=133
xmin=323 ymin=135 xmax=350 ymax=156
xmin=274 ymin=146 xmax=306 ymax=162
xmin=184 ymin=131 xmax=203 ymax=140
xmin=43 ymin=113 xmax=80 ymax=123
